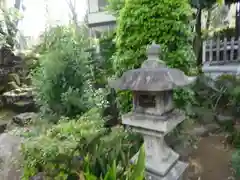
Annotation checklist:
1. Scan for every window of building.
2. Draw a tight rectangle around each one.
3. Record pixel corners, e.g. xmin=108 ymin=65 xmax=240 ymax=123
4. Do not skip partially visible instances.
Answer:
xmin=98 ymin=0 xmax=108 ymax=11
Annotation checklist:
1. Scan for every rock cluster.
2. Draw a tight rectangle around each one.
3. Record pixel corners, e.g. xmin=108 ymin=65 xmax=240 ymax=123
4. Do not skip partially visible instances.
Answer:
xmin=2 ymin=87 xmax=36 ymax=113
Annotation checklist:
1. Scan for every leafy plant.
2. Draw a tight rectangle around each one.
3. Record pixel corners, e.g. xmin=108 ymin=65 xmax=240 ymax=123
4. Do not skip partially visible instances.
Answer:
xmin=87 ymin=31 xmax=120 ymax=124
xmin=32 ymin=25 xmax=107 ymax=118
xmin=20 ymin=108 xmax=142 ymax=179
xmin=195 ymin=74 xmax=240 ymax=116
xmin=87 ymin=31 xmax=116 ymax=87
xmin=194 ymin=74 xmax=240 ymax=147
xmin=232 ymin=149 xmax=240 ymax=178
xmin=84 ymin=145 xmax=145 ymax=180
xmin=107 ymin=0 xmax=125 ymax=16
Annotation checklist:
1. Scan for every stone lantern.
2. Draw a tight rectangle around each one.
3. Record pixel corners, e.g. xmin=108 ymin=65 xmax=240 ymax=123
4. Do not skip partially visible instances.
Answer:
xmin=109 ymin=42 xmax=196 ymax=180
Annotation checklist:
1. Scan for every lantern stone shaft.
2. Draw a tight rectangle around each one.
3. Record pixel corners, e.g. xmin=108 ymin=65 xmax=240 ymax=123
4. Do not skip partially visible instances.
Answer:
xmin=109 ymin=42 xmax=195 ymax=180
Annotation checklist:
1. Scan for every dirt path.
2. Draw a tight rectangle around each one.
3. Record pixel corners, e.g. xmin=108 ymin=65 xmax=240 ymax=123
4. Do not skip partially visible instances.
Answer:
xmin=186 ymin=135 xmax=235 ymax=180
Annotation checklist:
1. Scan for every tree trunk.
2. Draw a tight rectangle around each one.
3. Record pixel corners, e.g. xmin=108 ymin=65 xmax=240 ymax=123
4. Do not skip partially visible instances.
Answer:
xmin=236 ymin=1 xmax=240 ymax=37
xmin=193 ymin=7 xmax=203 ymax=67
xmin=65 ymin=0 xmax=79 ymax=29
xmin=14 ymin=0 xmax=22 ymax=26
xmin=206 ymin=9 xmax=212 ymax=30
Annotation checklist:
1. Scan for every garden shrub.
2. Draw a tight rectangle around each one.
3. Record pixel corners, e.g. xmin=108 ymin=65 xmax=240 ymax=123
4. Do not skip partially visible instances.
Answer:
xmin=202 ymin=27 xmax=236 ymax=40
xmin=113 ymin=0 xmax=197 ymax=113
xmin=232 ymin=149 xmax=240 ymax=178
xmin=99 ymin=31 xmax=116 ymax=79
xmin=115 ymin=0 xmax=196 ymax=75
xmin=107 ymin=0 xmax=125 ymax=16
xmin=87 ymin=31 xmax=120 ymax=125
xmin=194 ymin=74 xmax=240 ymax=116
xmin=193 ymin=74 xmax=240 ymax=147
xmin=98 ymin=32 xmax=121 ymax=124
xmin=20 ymin=108 xmax=142 ymax=179
xmin=32 ymin=25 xmax=107 ymax=118
xmin=87 ymin=31 xmax=116 ymax=87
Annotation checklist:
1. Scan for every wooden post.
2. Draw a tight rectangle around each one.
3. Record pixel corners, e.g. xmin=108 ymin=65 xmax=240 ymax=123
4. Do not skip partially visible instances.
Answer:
xmin=223 ymin=37 xmax=227 ymax=63
xmin=202 ymin=40 xmax=206 ymax=64
xmin=238 ymin=37 xmax=240 ymax=61
xmin=216 ymin=37 xmax=220 ymax=62
xmin=230 ymin=37 xmax=235 ymax=62
xmin=209 ymin=39 xmax=213 ymax=63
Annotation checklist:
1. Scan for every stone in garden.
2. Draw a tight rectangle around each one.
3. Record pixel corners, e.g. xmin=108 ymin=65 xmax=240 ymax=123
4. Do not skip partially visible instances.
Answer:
xmin=110 ymin=42 xmax=196 ymax=180
xmin=0 ymin=96 xmax=3 ymax=108
xmin=12 ymin=112 xmax=37 ymax=126
xmin=2 ymin=87 xmax=36 ymax=113
xmin=186 ymin=124 xmax=219 ymax=137
xmin=187 ymin=126 xmax=208 ymax=137
xmin=215 ymin=114 xmax=233 ymax=123
xmin=0 ymin=133 xmax=22 ymax=180
xmin=0 ymin=120 xmax=7 ymax=133
xmin=2 ymin=87 xmax=34 ymax=105
xmin=205 ymin=124 xmax=220 ymax=134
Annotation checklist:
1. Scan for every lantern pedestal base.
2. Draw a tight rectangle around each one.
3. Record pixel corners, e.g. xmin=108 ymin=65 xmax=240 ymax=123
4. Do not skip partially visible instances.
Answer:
xmin=124 ymin=111 xmax=188 ymax=180
xmin=145 ymin=160 xmax=188 ymax=180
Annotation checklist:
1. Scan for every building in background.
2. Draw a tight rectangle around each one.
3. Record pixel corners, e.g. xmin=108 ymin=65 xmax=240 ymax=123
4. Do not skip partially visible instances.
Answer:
xmin=87 ymin=0 xmax=116 ymax=37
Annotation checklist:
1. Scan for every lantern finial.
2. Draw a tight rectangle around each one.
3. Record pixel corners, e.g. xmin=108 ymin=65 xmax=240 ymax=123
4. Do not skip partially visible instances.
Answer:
xmin=142 ymin=42 xmax=165 ymax=68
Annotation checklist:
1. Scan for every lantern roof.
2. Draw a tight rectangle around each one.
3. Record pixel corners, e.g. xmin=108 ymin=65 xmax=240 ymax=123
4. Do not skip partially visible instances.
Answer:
xmin=109 ymin=42 xmax=196 ymax=91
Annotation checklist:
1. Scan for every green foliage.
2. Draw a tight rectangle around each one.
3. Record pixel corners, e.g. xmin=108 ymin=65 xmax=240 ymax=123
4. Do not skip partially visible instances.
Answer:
xmin=34 ymin=25 xmax=88 ymax=54
xmin=88 ymin=31 xmax=116 ymax=87
xmin=87 ymin=31 xmax=120 ymax=123
xmin=212 ymin=27 xmax=236 ymax=39
xmin=99 ymin=31 xmax=116 ymax=78
xmin=114 ymin=0 xmax=197 ymax=113
xmin=232 ymin=149 xmax=240 ymax=178
xmin=115 ymin=0 xmax=195 ymax=73
xmin=194 ymin=74 xmax=240 ymax=147
xmin=20 ymin=108 xmax=142 ymax=179
xmin=32 ymin=25 xmax=107 ymax=118
xmin=190 ymin=0 xmax=216 ymax=9
xmin=107 ymin=0 xmax=125 ymax=16
xmin=202 ymin=27 xmax=236 ymax=40
xmin=195 ymin=74 xmax=240 ymax=116
xmin=84 ymin=145 xmax=145 ymax=180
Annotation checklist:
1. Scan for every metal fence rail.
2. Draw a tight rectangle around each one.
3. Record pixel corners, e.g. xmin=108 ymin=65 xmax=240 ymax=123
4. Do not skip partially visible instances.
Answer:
xmin=203 ymin=36 xmax=240 ymax=65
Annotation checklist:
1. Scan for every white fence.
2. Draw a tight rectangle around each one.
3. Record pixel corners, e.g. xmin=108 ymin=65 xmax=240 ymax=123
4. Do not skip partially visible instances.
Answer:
xmin=203 ymin=36 xmax=240 ymax=65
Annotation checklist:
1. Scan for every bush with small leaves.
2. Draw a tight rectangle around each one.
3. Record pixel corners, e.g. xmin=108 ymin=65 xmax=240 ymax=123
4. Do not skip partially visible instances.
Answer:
xmin=32 ymin=25 xmax=108 ymax=118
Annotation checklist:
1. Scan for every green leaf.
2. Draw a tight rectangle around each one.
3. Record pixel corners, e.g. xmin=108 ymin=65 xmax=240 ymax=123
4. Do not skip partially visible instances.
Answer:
xmin=84 ymin=172 xmax=98 ymax=180
xmin=216 ymin=0 xmax=224 ymax=5
xmin=104 ymin=160 xmax=117 ymax=180
xmin=129 ymin=145 xmax=145 ymax=180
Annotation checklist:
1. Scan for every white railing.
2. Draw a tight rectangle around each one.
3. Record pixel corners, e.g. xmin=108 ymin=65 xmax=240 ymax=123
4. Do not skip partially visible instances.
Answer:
xmin=203 ymin=36 xmax=240 ymax=65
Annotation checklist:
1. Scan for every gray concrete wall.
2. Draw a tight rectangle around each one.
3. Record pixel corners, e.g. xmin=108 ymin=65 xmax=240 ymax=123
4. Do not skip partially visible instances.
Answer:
xmin=87 ymin=0 xmax=116 ymax=26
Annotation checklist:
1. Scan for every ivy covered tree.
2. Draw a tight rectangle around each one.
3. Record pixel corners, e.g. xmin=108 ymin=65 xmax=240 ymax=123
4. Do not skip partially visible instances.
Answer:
xmin=114 ymin=0 xmax=196 ymax=76
xmin=108 ymin=0 xmax=225 ymax=67
xmin=113 ymin=0 xmax=197 ymax=113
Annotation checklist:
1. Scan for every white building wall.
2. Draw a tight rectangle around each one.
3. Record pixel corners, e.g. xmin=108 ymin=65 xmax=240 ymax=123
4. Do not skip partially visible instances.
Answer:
xmin=87 ymin=0 xmax=116 ymax=26
xmin=88 ymin=11 xmax=115 ymax=25
xmin=88 ymin=0 xmax=99 ymax=13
